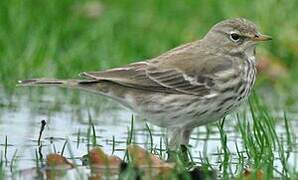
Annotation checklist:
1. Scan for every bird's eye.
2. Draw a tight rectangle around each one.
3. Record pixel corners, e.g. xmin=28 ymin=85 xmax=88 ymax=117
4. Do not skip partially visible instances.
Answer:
xmin=230 ymin=33 xmax=241 ymax=42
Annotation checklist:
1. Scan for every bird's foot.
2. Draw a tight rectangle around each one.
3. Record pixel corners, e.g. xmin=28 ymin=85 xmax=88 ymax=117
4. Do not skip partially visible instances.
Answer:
xmin=167 ymin=144 xmax=195 ymax=167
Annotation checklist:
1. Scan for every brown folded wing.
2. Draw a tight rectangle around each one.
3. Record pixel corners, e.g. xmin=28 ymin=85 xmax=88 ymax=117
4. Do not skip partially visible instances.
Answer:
xmin=80 ymin=61 xmax=213 ymax=96
xmin=79 ymin=41 xmax=226 ymax=97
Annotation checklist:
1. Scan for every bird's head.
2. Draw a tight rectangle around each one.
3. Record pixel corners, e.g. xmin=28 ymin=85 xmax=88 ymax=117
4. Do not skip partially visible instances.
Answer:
xmin=203 ymin=18 xmax=272 ymax=56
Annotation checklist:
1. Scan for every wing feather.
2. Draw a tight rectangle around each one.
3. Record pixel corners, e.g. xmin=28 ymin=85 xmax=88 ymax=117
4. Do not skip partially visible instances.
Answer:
xmin=146 ymin=66 xmax=211 ymax=96
xmin=80 ymin=62 xmax=178 ymax=93
xmin=78 ymin=40 xmax=235 ymax=97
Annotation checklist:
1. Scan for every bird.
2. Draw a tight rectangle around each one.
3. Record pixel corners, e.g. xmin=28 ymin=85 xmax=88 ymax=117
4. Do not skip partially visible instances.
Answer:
xmin=18 ymin=18 xmax=271 ymax=153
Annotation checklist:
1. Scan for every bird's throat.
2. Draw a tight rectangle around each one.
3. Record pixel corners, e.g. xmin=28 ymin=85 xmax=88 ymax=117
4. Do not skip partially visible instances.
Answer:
xmin=244 ymin=45 xmax=256 ymax=60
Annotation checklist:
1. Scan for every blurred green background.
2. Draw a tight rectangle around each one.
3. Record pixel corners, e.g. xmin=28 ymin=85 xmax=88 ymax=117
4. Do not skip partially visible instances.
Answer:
xmin=0 ymin=0 xmax=297 ymax=91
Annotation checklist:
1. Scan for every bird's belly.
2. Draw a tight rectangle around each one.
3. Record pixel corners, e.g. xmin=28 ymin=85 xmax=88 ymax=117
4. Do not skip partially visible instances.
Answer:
xmin=134 ymin=93 xmax=230 ymax=128
xmin=137 ymin=78 xmax=255 ymax=128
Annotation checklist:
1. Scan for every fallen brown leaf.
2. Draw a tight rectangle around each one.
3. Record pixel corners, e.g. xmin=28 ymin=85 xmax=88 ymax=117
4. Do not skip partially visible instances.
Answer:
xmin=46 ymin=154 xmax=74 ymax=180
xmin=127 ymin=144 xmax=175 ymax=179
xmin=242 ymin=168 xmax=264 ymax=180
xmin=88 ymin=147 xmax=122 ymax=179
xmin=88 ymin=148 xmax=122 ymax=167
xmin=46 ymin=154 xmax=74 ymax=168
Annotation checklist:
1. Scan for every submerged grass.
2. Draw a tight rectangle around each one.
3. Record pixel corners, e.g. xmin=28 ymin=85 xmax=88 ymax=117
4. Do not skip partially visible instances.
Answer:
xmin=76 ymin=128 xmax=81 ymax=149
xmin=3 ymin=137 xmax=7 ymax=161
xmin=217 ymin=118 xmax=231 ymax=179
xmin=145 ymin=122 xmax=153 ymax=153
xmin=127 ymin=115 xmax=134 ymax=145
xmin=60 ymin=140 xmax=68 ymax=156
xmin=9 ymin=150 xmax=17 ymax=175
xmin=86 ymin=110 xmax=99 ymax=151
xmin=0 ymin=152 xmax=4 ymax=180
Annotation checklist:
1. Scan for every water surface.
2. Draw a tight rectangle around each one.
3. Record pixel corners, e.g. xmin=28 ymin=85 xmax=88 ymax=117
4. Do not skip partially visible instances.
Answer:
xmin=0 ymin=87 xmax=297 ymax=178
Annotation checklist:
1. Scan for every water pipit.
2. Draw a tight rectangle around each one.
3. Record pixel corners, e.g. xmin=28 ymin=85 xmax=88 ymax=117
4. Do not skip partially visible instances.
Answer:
xmin=18 ymin=18 xmax=271 ymax=152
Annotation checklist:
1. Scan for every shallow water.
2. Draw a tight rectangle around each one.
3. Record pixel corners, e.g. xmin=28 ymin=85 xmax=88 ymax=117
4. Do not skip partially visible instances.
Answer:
xmin=0 ymin=87 xmax=297 ymax=178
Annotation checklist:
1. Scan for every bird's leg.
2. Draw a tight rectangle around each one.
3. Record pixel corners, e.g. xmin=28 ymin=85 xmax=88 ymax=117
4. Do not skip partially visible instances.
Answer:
xmin=166 ymin=128 xmax=193 ymax=163
xmin=180 ymin=129 xmax=193 ymax=165
xmin=166 ymin=128 xmax=180 ymax=162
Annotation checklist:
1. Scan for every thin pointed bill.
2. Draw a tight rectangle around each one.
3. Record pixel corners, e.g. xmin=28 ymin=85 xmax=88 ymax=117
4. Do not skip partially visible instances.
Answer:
xmin=253 ymin=33 xmax=272 ymax=41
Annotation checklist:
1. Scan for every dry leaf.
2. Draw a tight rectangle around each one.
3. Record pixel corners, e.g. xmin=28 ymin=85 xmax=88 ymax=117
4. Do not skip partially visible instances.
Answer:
xmin=46 ymin=154 xmax=74 ymax=168
xmin=242 ymin=168 xmax=264 ymax=180
xmin=127 ymin=144 xmax=175 ymax=179
xmin=46 ymin=154 xmax=74 ymax=180
xmin=127 ymin=144 xmax=173 ymax=168
xmin=88 ymin=148 xmax=122 ymax=167
xmin=88 ymin=147 xmax=122 ymax=179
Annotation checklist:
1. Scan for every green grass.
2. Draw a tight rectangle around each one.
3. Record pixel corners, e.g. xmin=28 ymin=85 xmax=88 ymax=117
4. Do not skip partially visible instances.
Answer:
xmin=3 ymin=137 xmax=7 ymax=160
xmin=0 ymin=152 xmax=4 ymax=180
xmin=234 ymin=93 xmax=296 ymax=179
xmin=0 ymin=0 xmax=298 ymax=91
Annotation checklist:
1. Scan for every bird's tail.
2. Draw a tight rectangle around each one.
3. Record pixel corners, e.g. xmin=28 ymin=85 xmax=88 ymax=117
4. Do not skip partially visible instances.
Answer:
xmin=17 ymin=78 xmax=133 ymax=110
xmin=17 ymin=78 xmax=99 ymax=88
